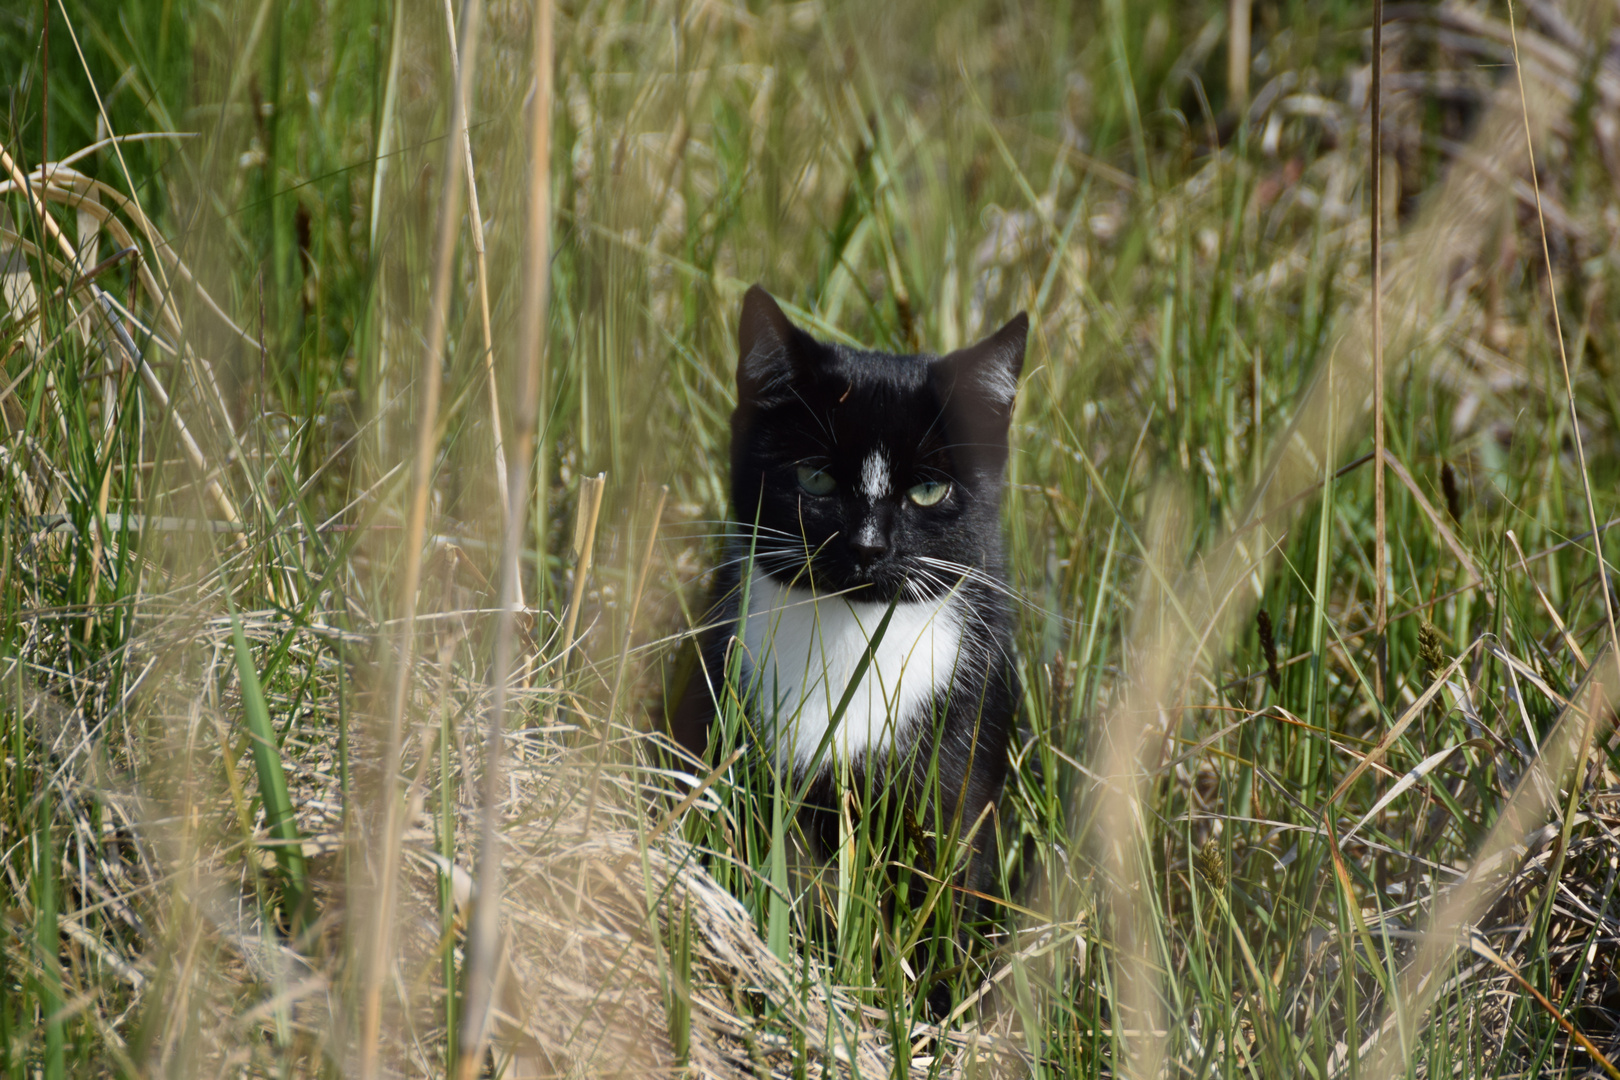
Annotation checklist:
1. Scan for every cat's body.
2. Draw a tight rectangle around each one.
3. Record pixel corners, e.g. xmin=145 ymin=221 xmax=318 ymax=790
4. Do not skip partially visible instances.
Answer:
xmin=668 ymin=286 xmax=1026 ymax=997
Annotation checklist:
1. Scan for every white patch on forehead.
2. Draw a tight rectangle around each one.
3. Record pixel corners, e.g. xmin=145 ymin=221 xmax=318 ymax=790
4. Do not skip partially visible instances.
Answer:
xmin=860 ymin=451 xmax=890 ymax=502
xmin=739 ymin=569 xmax=968 ymax=775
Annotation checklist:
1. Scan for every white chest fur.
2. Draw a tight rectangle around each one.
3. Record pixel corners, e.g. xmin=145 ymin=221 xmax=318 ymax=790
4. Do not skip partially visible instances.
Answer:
xmin=738 ymin=569 xmax=965 ymax=775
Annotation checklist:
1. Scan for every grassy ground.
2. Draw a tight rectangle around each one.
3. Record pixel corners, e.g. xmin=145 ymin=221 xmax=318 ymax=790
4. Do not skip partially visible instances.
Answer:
xmin=3 ymin=0 xmax=1620 ymax=1076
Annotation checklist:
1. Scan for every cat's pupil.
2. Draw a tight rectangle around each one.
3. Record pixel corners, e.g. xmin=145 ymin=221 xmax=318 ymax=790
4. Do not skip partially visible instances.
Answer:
xmin=796 ymin=464 xmax=836 ymax=496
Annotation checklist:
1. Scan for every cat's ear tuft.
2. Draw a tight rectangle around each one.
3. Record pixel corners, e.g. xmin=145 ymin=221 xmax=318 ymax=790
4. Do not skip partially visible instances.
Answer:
xmin=737 ymin=285 xmax=803 ymax=398
xmin=936 ymin=312 xmax=1028 ymax=409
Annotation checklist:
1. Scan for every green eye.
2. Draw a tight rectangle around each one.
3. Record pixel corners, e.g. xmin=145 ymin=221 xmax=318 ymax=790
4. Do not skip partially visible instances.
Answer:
xmin=796 ymin=465 xmax=837 ymax=496
xmin=907 ymin=480 xmax=950 ymax=507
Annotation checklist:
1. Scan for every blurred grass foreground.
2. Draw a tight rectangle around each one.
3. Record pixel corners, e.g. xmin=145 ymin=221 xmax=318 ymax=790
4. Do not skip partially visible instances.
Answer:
xmin=4 ymin=0 xmax=1620 ymax=1076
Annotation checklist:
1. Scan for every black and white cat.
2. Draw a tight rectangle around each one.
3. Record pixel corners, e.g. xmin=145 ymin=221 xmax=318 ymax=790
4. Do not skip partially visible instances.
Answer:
xmin=669 ymin=285 xmax=1026 ymax=978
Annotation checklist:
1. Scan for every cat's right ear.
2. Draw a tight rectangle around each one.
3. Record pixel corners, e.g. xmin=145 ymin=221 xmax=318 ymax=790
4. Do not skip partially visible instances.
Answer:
xmin=934 ymin=312 xmax=1029 ymax=414
xmin=736 ymin=285 xmax=806 ymax=401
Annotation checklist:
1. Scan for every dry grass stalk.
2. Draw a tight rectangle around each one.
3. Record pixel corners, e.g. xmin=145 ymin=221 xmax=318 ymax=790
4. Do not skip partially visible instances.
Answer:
xmin=363 ymin=0 xmax=484 ymax=1073
xmin=459 ymin=0 xmax=555 ymax=1073
xmin=1227 ymin=0 xmax=1251 ymax=108
xmin=442 ymin=0 xmax=512 ymax=545
xmin=561 ymin=471 xmax=608 ymax=660
xmin=1371 ymin=0 xmax=1389 ymax=704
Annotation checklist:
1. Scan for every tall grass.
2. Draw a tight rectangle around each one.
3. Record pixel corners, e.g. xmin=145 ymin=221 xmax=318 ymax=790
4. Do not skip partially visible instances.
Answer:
xmin=2 ymin=0 xmax=1619 ymax=1076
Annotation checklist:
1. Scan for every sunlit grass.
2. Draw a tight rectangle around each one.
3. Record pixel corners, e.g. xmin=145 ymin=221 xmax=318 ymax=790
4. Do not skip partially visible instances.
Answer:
xmin=2 ymin=0 xmax=1619 ymax=1076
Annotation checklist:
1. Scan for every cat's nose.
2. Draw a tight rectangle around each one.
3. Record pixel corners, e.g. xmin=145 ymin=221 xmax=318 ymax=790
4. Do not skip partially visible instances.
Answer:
xmin=849 ymin=536 xmax=888 ymax=566
xmin=849 ymin=524 xmax=888 ymax=567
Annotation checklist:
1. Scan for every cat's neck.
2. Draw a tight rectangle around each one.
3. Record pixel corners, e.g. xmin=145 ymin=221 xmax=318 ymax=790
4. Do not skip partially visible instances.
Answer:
xmin=737 ymin=568 xmax=967 ymax=776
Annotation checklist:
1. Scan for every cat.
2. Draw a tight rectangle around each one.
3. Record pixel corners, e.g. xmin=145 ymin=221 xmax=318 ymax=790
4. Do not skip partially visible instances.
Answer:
xmin=667 ymin=284 xmax=1026 ymax=1009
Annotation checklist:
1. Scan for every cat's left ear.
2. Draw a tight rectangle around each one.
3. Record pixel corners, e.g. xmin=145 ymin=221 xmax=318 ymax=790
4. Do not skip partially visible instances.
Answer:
xmin=736 ymin=284 xmax=813 ymax=402
xmin=934 ymin=313 xmax=1029 ymax=414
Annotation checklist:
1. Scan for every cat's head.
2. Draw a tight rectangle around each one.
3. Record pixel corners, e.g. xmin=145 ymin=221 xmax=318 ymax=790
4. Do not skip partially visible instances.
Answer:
xmin=729 ymin=284 xmax=1027 ymax=602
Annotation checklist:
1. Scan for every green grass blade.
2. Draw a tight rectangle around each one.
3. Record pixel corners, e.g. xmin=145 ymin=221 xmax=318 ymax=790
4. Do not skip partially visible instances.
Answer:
xmin=225 ymin=599 xmax=308 ymax=926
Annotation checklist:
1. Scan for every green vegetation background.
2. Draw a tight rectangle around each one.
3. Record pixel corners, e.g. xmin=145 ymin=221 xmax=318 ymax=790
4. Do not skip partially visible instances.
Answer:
xmin=2 ymin=0 xmax=1619 ymax=1075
